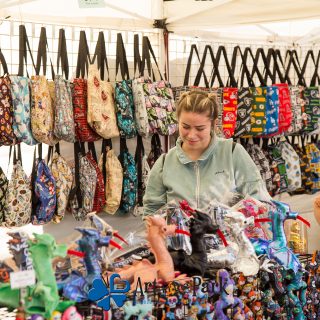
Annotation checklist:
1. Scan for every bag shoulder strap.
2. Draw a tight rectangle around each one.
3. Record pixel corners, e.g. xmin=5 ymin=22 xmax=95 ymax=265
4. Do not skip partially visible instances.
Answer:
xmin=57 ymin=28 xmax=69 ymax=79
xmin=76 ymin=31 xmax=91 ymax=79
xmin=92 ymin=31 xmax=110 ymax=81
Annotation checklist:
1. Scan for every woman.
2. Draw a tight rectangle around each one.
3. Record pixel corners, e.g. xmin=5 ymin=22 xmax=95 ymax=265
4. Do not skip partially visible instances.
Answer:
xmin=143 ymin=91 xmax=271 ymax=215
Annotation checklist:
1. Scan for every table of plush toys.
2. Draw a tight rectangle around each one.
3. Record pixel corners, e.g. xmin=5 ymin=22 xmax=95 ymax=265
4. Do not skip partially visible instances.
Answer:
xmin=0 ymin=197 xmax=319 ymax=320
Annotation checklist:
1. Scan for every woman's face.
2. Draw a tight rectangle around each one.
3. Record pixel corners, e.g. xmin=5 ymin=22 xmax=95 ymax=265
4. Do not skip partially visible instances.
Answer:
xmin=178 ymin=111 xmax=213 ymax=152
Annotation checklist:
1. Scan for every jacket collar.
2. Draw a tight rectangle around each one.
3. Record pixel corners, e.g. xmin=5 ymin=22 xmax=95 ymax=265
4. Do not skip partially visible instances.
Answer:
xmin=176 ymin=134 xmax=218 ymax=164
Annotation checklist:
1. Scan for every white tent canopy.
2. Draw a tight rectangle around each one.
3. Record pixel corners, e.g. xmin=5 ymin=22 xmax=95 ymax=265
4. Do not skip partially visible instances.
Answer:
xmin=1 ymin=0 xmax=320 ymax=43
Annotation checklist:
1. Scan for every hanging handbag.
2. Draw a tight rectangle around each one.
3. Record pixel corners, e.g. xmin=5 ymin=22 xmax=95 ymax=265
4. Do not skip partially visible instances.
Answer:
xmin=114 ymin=33 xmax=137 ymax=139
xmin=31 ymin=144 xmax=57 ymax=225
xmin=73 ymin=31 xmax=100 ymax=142
xmin=53 ymin=29 xmax=76 ymax=143
xmin=147 ymin=133 xmax=164 ymax=169
xmin=47 ymin=143 xmax=73 ymax=223
xmin=4 ymin=145 xmax=32 ymax=227
xmin=98 ymin=139 xmax=123 ymax=215
xmin=30 ymin=27 xmax=59 ymax=146
xmin=0 ymin=49 xmax=16 ymax=146
xmin=0 ymin=166 xmax=8 ymax=225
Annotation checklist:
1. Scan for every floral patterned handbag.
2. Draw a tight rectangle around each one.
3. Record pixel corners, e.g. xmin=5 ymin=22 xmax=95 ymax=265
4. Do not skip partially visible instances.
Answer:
xmin=47 ymin=143 xmax=73 ymax=223
xmin=4 ymin=145 xmax=32 ymax=227
xmin=0 ymin=166 xmax=8 ymax=225
xmin=31 ymin=144 xmax=57 ymax=225
xmin=0 ymin=50 xmax=16 ymax=146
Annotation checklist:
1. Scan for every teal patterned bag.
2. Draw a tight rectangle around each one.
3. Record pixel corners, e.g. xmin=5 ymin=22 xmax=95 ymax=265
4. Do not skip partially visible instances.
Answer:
xmin=118 ymin=138 xmax=137 ymax=213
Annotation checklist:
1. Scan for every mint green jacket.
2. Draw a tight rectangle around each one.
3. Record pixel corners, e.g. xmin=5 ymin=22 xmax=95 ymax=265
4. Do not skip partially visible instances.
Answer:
xmin=143 ymin=136 xmax=271 ymax=215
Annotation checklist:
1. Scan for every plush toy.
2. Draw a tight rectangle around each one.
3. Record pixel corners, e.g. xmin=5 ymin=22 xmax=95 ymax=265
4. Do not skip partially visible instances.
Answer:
xmin=61 ymin=306 xmax=82 ymax=320
xmin=63 ymin=228 xmax=111 ymax=302
xmin=213 ymin=269 xmax=245 ymax=320
xmin=224 ymin=211 xmax=260 ymax=276
xmin=170 ymin=210 xmax=219 ymax=276
xmin=108 ymin=215 xmax=184 ymax=287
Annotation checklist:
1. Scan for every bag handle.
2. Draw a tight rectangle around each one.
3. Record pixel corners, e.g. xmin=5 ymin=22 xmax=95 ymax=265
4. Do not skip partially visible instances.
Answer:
xmin=18 ymin=25 xmax=36 ymax=77
xmin=134 ymin=34 xmax=142 ymax=78
xmin=252 ymin=48 xmax=272 ymax=86
xmin=194 ymin=45 xmax=223 ymax=87
xmin=0 ymin=48 xmax=8 ymax=75
xmin=212 ymin=46 xmax=237 ymax=88
xmin=57 ymin=29 xmax=69 ymax=79
xmin=141 ymin=36 xmax=163 ymax=81
xmin=35 ymin=27 xmax=55 ymax=79
xmin=88 ymin=142 xmax=98 ymax=163
xmin=75 ymin=31 xmax=92 ymax=79
xmin=310 ymin=51 xmax=320 ymax=86
xmin=92 ymin=31 xmax=110 ymax=81
xmin=238 ymin=47 xmax=256 ymax=87
xmin=265 ymin=48 xmax=285 ymax=84
xmin=183 ymin=44 xmax=208 ymax=87
xmin=135 ymin=134 xmax=145 ymax=206
xmin=297 ymin=50 xmax=317 ymax=87
xmin=47 ymin=143 xmax=61 ymax=164
xmin=115 ymin=33 xmax=130 ymax=81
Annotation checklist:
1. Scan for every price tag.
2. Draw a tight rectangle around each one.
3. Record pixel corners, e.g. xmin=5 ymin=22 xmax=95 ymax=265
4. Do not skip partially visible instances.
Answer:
xmin=78 ymin=0 xmax=105 ymax=8
xmin=10 ymin=270 xmax=36 ymax=289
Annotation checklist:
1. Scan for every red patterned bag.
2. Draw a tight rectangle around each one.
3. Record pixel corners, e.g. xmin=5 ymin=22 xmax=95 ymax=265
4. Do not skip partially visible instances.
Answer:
xmin=274 ymin=83 xmax=292 ymax=134
xmin=222 ymin=88 xmax=238 ymax=138
xmin=73 ymin=31 xmax=100 ymax=142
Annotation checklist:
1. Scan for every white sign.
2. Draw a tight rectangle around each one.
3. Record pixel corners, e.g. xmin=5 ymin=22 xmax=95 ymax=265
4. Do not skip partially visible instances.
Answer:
xmin=78 ymin=0 xmax=105 ymax=8
xmin=10 ymin=270 xmax=36 ymax=289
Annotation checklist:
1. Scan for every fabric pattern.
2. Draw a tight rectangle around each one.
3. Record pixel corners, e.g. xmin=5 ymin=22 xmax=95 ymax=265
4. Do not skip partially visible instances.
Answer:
xmin=86 ymin=152 xmax=105 ymax=213
xmin=249 ymin=87 xmax=267 ymax=136
xmin=73 ymin=78 xmax=100 ymax=142
xmin=143 ymin=80 xmax=178 ymax=136
xmin=71 ymin=153 xmax=97 ymax=221
xmin=87 ymin=64 xmax=119 ymax=139
xmin=303 ymin=87 xmax=320 ymax=134
xmin=214 ymin=88 xmax=224 ymax=138
xmin=266 ymin=145 xmax=289 ymax=196
xmin=115 ymin=80 xmax=137 ymax=138
xmin=132 ymin=77 xmax=151 ymax=138
xmin=49 ymin=152 xmax=73 ymax=223
xmin=31 ymin=159 xmax=57 ymax=225
xmin=30 ymin=75 xmax=59 ymax=146
xmin=10 ymin=76 xmax=37 ymax=145
xmin=222 ymin=87 xmax=238 ymax=138
xmin=119 ymin=150 xmax=138 ymax=213
xmin=246 ymin=144 xmax=273 ymax=193
xmin=305 ymin=143 xmax=320 ymax=193
xmin=4 ymin=161 xmax=32 ymax=227
xmin=53 ymin=75 xmax=76 ymax=143
xmin=0 ymin=75 xmax=16 ymax=145
xmin=291 ymin=144 xmax=313 ymax=194
xmin=264 ymin=86 xmax=279 ymax=135
xmin=274 ymin=83 xmax=292 ymax=134
xmin=289 ymin=86 xmax=303 ymax=134
xmin=234 ymin=87 xmax=252 ymax=138
xmin=0 ymin=167 xmax=8 ymax=224
xmin=98 ymin=149 xmax=123 ymax=215
xmin=277 ymin=141 xmax=302 ymax=191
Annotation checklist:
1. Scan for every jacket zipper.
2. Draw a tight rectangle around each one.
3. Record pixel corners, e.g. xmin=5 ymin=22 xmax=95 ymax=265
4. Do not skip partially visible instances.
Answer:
xmin=194 ymin=161 xmax=200 ymax=208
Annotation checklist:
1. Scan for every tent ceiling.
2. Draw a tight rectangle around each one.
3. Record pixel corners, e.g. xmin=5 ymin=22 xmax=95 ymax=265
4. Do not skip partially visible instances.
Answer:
xmin=1 ymin=0 xmax=320 ymax=43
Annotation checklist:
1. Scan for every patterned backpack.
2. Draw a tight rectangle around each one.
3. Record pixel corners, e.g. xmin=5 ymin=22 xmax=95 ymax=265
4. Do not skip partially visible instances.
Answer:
xmin=118 ymin=138 xmax=138 ymax=213
xmin=31 ymin=144 xmax=57 ymax=225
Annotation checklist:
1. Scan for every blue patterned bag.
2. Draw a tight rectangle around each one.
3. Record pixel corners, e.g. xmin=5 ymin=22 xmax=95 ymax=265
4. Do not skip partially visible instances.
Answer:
xmin=264 ymin=85 xmax=280 ymax=135
xmin=31 ymin=144 xmax=57 ymax=225
xmin=118 ymin=138 xmax=137 ymax=213
xmin=115 ymin=79 xmax=137 ymax=138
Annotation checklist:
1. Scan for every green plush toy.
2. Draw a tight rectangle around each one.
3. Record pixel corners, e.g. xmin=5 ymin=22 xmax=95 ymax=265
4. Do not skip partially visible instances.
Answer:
xmin=0 ymin=233 xmax=74 ymax=318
